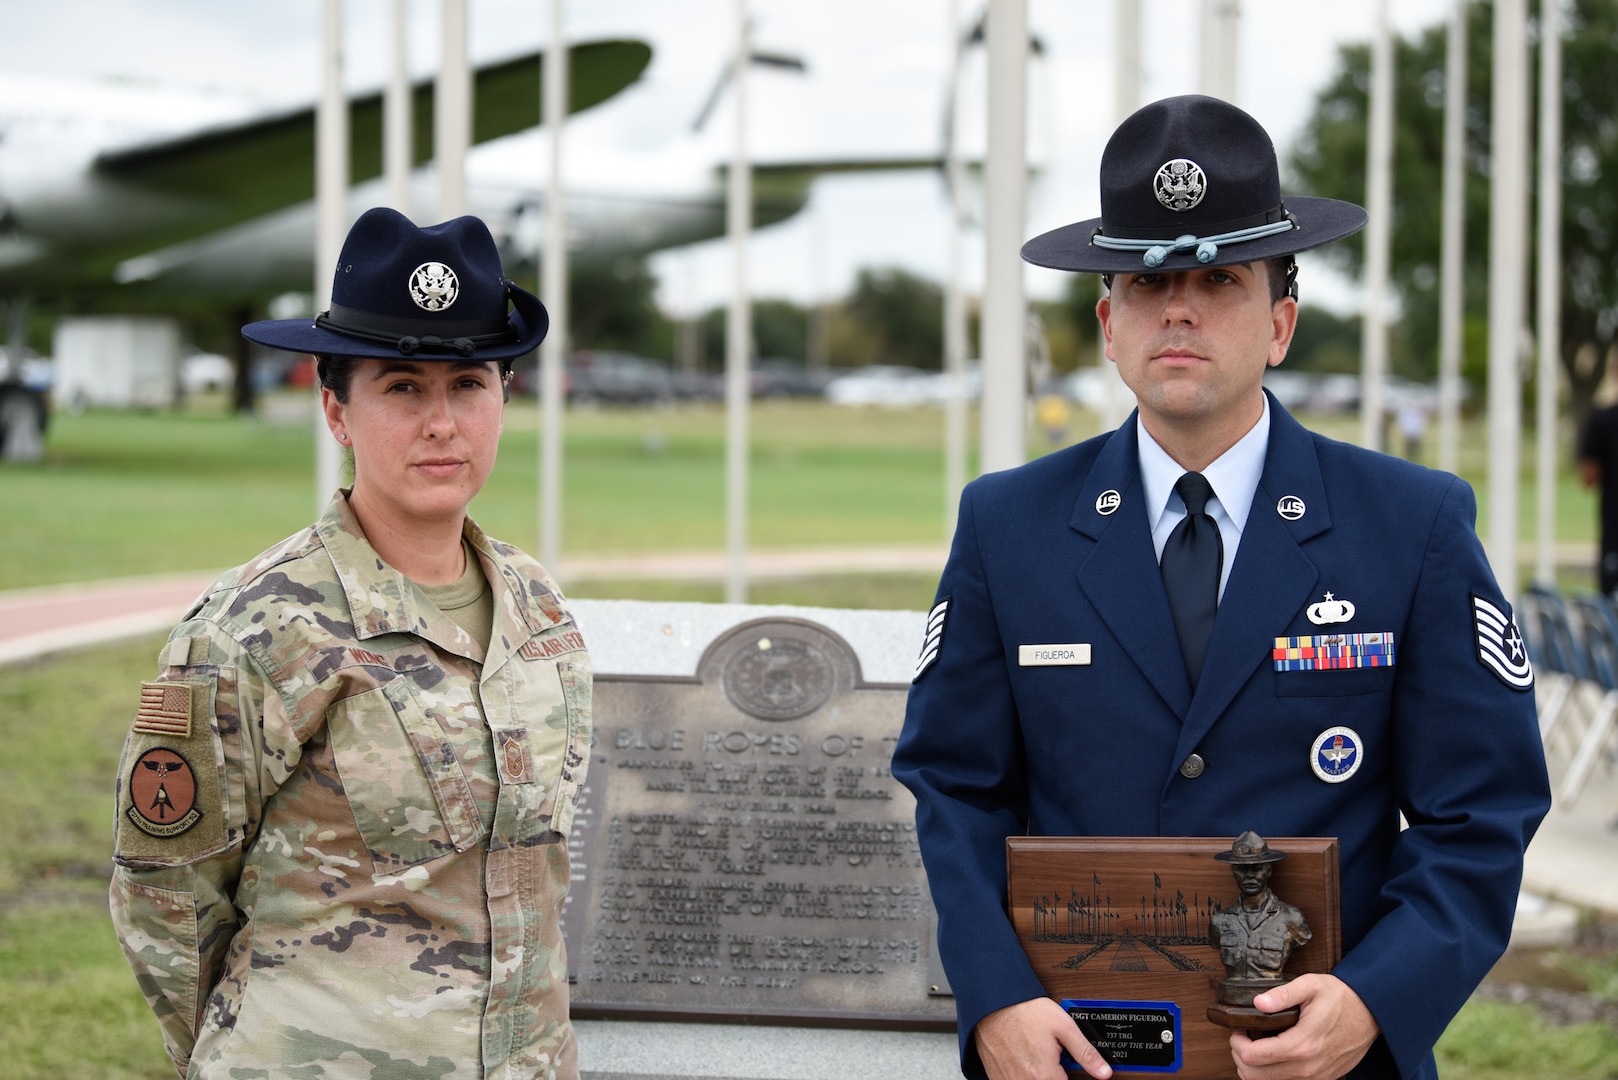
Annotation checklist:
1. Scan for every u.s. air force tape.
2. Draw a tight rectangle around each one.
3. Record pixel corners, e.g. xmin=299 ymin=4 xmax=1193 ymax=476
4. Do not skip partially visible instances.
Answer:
xmin=1473 ymin=594 xmax=1533 ymax=690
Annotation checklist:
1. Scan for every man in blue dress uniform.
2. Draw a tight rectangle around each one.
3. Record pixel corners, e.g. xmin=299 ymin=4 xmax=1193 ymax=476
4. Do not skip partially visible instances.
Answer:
xmin=892 ymin=95 xmax=1550 ymax=1080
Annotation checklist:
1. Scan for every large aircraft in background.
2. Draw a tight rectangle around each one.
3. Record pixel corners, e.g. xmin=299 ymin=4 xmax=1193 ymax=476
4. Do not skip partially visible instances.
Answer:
xmin=0 ymin=37 xmax=936 ymax=307
xmin=0 ymin=39 xmax=653 ymax=301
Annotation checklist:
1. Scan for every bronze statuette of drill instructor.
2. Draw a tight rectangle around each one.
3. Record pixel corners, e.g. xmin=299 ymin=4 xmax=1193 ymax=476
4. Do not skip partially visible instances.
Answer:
xmin=1207 ymin=832 xmax=1312 ymax=1033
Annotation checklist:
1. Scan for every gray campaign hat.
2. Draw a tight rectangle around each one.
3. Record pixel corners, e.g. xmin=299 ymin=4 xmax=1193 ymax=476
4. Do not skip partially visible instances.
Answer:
xmin=1215 ymin=830 xmax=1289 ymax=865
xmin=1021 ymin=95 xmax=1367 ymax=275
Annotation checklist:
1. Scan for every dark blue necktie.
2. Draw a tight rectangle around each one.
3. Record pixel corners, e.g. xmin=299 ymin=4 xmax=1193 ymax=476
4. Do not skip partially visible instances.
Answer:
xmin=1161 ymin=472 xmax=1222 ymax=688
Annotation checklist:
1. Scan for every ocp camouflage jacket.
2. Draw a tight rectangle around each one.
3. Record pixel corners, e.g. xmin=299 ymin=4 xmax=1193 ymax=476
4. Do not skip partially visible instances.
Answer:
xmin=110 ymin=492 xmax=592 ymax=1079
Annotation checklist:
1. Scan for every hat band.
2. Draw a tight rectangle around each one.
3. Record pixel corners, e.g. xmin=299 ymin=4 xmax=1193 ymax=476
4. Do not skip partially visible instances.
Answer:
xmin=316 ymin=302 xmax=516 ymax=358
xmin=1092 ymin=217 xmax=1298 ymax=269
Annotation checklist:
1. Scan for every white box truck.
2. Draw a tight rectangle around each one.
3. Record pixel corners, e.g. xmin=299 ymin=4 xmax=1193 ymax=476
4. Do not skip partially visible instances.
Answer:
xmin=53 ymin=316 xmax=180 ymax=409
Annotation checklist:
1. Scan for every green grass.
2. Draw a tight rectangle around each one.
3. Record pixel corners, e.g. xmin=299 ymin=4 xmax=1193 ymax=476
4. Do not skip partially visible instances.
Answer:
xmin=0 ymin=634 xmax=174 ymax=1079
xmin=0 ymin=905 xmax=173 ymax=1080
xmin=1 ymin=396 xmax=986 ymax=592
xmin=1 ymin=394 xmax=1599 ymax=595
xmin=1436 ymin=998 xmax=1618 ymax=1079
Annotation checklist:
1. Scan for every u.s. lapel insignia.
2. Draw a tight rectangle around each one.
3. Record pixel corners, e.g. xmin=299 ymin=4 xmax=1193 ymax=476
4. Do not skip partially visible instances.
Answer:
xmin=1277 ymin=496 xmax=1306 ymax=521
xmin=1473 ymin=594 xmax=1534 ymax=690
xmin=1096 ymin=490 xmax=1122 ymax=516
xmin=1306 ymin=592 xmax=1355 ymax=626
xmin=913 ymin=598 xmax=949 ymax=682
xmin=1311 ymin=726 xmax=1363 ymax=783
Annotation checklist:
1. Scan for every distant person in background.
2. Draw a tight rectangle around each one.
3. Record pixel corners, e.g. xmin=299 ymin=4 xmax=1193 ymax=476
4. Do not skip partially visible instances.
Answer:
xmin=1396 ymin=401 xmax=1427 ymax=462
xmin=109 ymin=208 xmax=592 ymax=1079
xmin=1578 ymin=398 xmax=1618 ymax=594
xmin=1035 ymin=391 xmax=1072 ymax=445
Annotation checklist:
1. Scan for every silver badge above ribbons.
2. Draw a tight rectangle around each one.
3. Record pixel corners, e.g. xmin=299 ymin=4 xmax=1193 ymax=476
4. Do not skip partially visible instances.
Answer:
xmin=1154 ymin=158 xmax=1207 ymax=212
xmin=1307 ymin=593 xmax=1355 ymax=626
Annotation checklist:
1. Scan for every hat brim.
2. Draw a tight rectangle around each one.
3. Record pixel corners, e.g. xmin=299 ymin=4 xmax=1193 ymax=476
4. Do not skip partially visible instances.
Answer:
xmin=1021 ymin=196 xmax=1368 ymax=275
xmin=242 ymin=280 xmax=548 ymax=361
xmin=1214 ymin=851 xmax=1288 ymax=864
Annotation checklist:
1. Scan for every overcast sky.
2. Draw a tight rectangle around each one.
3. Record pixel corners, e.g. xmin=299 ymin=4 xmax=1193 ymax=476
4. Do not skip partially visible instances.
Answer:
xmin=2 ymin=0 xmax=1461 ymax=315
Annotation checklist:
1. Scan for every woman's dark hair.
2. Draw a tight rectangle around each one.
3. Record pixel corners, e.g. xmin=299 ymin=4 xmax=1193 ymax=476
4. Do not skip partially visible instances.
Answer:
xmin=317 ymin=356 xmax=516 ymax=403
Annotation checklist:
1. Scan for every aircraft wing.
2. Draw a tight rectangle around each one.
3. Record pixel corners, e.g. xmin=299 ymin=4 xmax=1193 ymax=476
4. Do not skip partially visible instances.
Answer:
xmin=94 ymin=40 xmax=651 ymax=220
xmin=0 ymin=40 xmax=650 ymax=292
xmin=88 ymin=151 xmax=945 ymax=301
xmin=747 ymin=156 xmax=944 ymax=228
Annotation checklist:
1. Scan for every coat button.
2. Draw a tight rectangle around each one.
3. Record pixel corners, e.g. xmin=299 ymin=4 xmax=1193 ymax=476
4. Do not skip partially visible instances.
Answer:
xmin=1179 ymin=753 xmax=1205 ymax=779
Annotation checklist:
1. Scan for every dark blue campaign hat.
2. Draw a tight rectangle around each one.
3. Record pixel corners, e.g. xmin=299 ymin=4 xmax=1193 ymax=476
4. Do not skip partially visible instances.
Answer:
xmin=1021 ymin=95 xmax=1367 ymax=276
xmin=243 ymin=207 xmax=546 ymax=361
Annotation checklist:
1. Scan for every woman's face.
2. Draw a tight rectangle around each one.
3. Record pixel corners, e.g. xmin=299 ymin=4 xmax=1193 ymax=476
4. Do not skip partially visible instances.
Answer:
xmin=322 ymin=358 xmax=505 ymax=531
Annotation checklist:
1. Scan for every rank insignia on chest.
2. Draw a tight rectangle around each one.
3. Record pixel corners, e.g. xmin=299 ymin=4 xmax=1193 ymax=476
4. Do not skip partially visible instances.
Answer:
xmin=1272 ymin=633 xmax=1395 ymax=671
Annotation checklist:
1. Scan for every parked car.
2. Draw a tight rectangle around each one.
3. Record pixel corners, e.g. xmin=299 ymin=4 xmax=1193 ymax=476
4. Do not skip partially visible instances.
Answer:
xmin=180 ymin=351 xmax=235 ymax=394
xmin=825 ymin=365 xmax=937 ymax=407
xmin=751 ymin=358 xmax=835 ymax=399
xmin=566 ymin=350 xmax=675 ymax=405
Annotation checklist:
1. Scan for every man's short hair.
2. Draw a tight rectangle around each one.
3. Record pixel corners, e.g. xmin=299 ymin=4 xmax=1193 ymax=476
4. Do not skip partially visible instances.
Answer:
xmin=1101 ymin=256 xmax=1298 ymax=305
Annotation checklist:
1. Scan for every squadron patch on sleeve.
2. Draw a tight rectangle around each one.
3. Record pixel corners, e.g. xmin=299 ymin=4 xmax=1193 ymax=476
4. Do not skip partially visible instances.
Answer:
xmin=912 ymin=598 xmax=950 ymax=682
xmin=126 ymin=747 xmax=204 ymax=838
xmin=1473 ymin=594 xmax=1534 ymax=690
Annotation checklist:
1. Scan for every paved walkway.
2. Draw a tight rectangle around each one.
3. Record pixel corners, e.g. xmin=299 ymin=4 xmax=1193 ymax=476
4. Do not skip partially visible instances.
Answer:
xmin=0 ymin=546 xmax=951 ymax=666
xmin=2 ymin=557 xmax=1611 ymax=931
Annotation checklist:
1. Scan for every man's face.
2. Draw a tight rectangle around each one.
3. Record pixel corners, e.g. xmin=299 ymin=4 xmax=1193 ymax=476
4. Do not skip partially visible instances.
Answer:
xmin=1096 ymin=262 xmax=1297 ymax=450
xmin=1233 ymin=862 xmax=1272 ymax=897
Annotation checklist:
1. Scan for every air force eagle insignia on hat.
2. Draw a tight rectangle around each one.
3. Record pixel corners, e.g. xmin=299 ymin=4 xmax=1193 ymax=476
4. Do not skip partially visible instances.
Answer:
xmin=1020 ymin=95 xmax=1368 ymax=275
xmin=242 ymin=207 xmax=547 ymax=361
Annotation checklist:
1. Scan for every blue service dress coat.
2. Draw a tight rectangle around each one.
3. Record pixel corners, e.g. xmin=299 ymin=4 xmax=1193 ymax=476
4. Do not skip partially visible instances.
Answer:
xmin=891 ymin=395 xmax=1550 ymax=1080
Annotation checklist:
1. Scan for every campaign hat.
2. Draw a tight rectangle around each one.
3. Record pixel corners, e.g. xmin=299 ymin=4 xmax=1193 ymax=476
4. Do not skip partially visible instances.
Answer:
xmin=1021 ymin=95 xmax=1367 ymax=275
xmin=243 ymin=207 xmax=546 ymax=361
xmin=1214 ymin=830 xmax=1289 ymax=865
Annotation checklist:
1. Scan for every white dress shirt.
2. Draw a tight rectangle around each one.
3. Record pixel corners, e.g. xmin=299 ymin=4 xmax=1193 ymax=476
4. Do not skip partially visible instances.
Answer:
xmin=1139 ymin=394 xmax=1271 ymax=601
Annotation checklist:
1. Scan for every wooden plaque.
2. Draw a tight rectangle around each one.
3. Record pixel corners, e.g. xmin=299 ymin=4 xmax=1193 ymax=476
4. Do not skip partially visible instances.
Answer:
xmin=1007 ymin=837 xmax=1341 ymax=1078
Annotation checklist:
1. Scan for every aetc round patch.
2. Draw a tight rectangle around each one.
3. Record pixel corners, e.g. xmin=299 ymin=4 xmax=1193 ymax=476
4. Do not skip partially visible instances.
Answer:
xmin=1311 ymin=726 xmax=1363 ymax=784
xmin=127 ymin=747 xmax=203 ymax=838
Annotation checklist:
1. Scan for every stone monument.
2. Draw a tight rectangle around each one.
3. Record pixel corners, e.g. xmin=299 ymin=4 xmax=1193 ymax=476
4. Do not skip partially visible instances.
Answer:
xmin=566 ymin=599 xmax=959 ymax=1080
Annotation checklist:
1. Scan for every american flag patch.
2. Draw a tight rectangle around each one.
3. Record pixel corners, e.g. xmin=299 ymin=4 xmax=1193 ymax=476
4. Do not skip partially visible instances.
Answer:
xmin=1273 ymin=632 xmax=1395 ymax=671
xmin=912 ymin=598 xmax=950 ymax=682
xmin=133 ymin=682 xmax=192 ymax=737
xmin=1473 ymin=594 xmax=1533 ymax=689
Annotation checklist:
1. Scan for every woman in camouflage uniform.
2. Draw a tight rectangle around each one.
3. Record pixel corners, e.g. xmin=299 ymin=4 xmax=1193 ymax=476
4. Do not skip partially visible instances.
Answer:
xmin=110 ymin=208 xmax=592 ymax=1079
